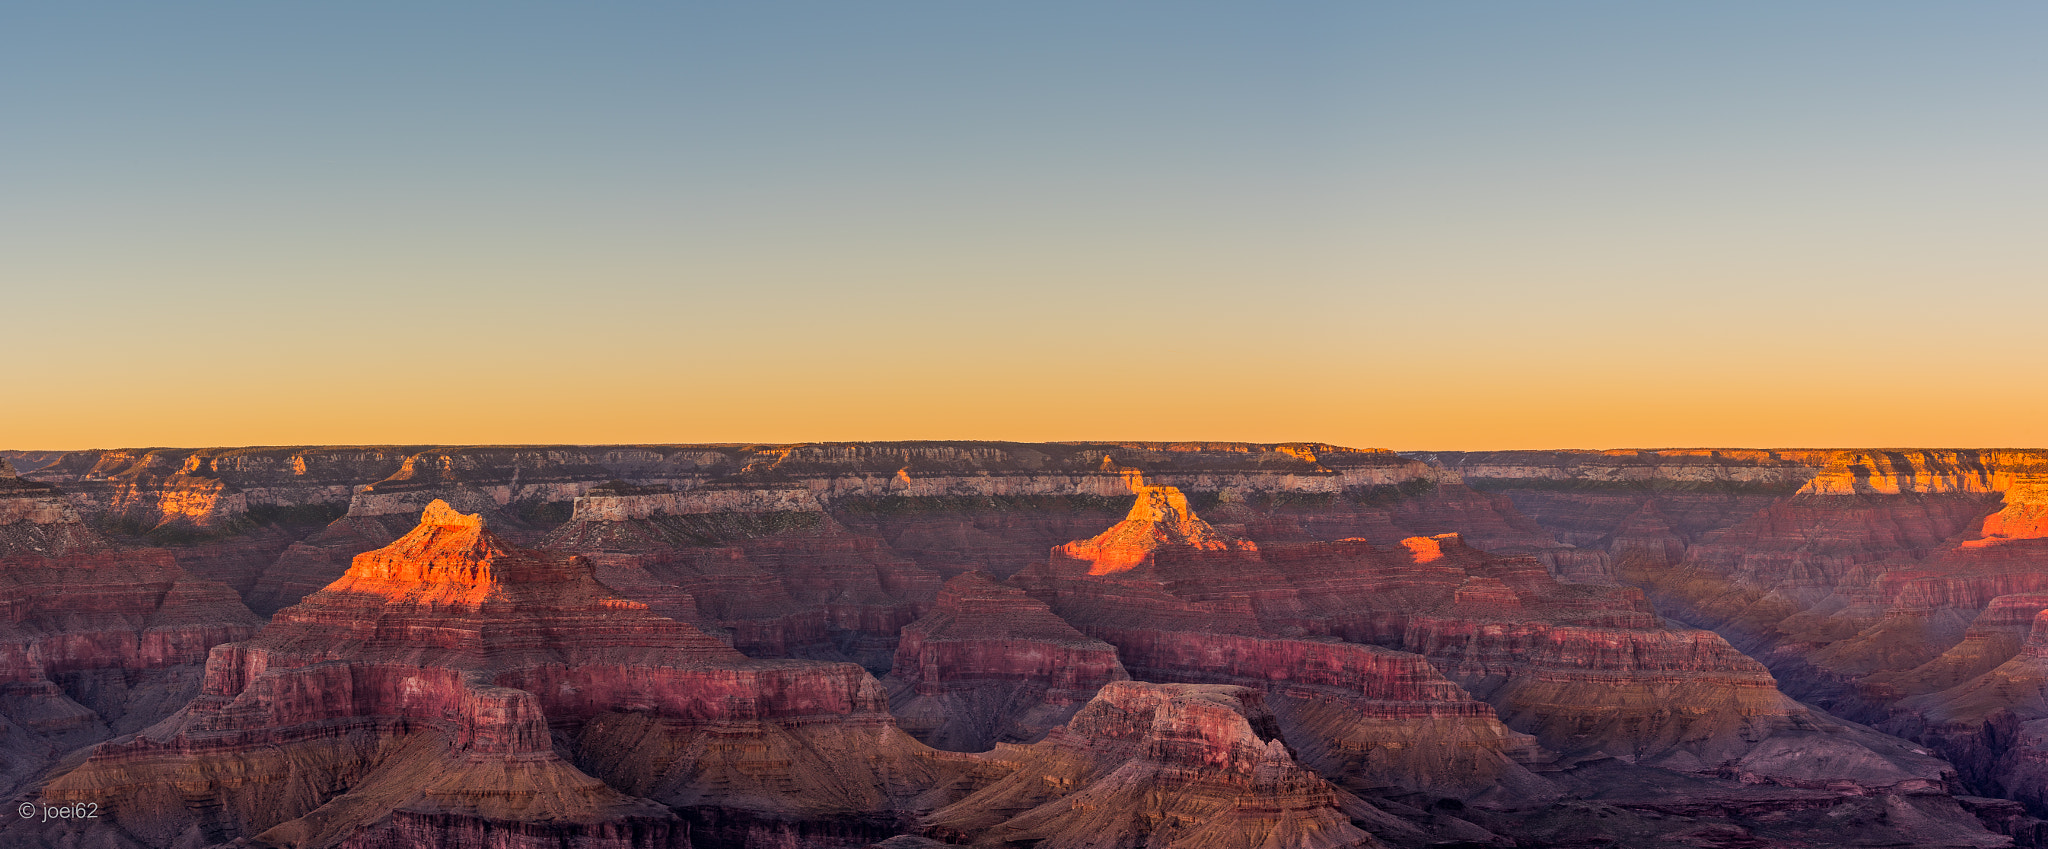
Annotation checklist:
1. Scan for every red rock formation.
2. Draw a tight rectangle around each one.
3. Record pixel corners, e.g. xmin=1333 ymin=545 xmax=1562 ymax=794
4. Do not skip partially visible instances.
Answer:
xmin=244 ymin=512 xmax=410 ymax=616
xmin=1968 ymin=481 xmax=2048 ymax=546
xmin=1056 ymin=485 xmax=1257 ymax=575
xmin=1013 ymin=495 xmax=1549 ymax=798
xmin=0 ymin=467 xmax=259 ymax=793
xmin=39 ymin=501 xmax=945 ymax=848
xmin=922 ymin=682 xmax=1393 ymax=849
xmin=0 ymin=459 xmax=106 ymax=557
xmin=544 ymin=488 xmax=943 ymax=668
xmin=1888 ymin=609 xmax=2048 ymax=810
xmin=885 ymin=571 xmax=1128 ymax=751
xmin=17 ymin=442 xmax=2045 ymax=843
xmin=1862 ymin=592 xmax=2048 ymax=710
xmin=1610 ymin=491 xmax=2004 ymax=711
xmin=1012 ymin=488 xmax=1986 ymax=837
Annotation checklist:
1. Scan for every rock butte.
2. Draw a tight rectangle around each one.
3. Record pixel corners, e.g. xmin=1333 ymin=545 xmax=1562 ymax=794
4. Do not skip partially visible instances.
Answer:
xmin=9 ymin=443 xmax=2048 ymax=846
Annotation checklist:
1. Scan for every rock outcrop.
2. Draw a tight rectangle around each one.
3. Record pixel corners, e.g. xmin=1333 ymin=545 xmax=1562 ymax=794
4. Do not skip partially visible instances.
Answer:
xmin=1889 ymin=608 xmax=2048 ymax=813
xmin=38 ymin=501 xmax=944 ymax=848
xmin=1009 ymin=487 xmax=1997 ymax=843
xmin=0 ymin=468 xmax=259 ymax=794
xmin=923 ymin=682 xmax=1390 ymax=849
xmin=885 ymin=571 xmax=1128 ymax=751
xmin=0 ymin=459 xmax=105 ymax=557
xmin=13 ymin=442 xmax=2048 ymax=845
xmin=542 ymin=485 xmax=942 ymax=669
xmin=1057 ymin=484 xmax=1258 ymax=575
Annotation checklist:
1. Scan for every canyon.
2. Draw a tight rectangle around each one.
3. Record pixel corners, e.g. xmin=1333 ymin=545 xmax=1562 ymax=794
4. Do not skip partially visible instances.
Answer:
xmin=4 ymin=443 xmax=2048 ymax=847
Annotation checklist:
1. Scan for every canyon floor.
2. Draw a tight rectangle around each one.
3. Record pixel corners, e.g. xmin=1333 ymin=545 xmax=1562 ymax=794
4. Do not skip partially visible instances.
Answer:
xmin=5 ymin=443 xmax=2048 ymax=848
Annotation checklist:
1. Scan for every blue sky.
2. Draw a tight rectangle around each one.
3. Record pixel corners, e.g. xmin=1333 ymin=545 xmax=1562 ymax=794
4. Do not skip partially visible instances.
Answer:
xmin=6 ymin=3 xmax=2045 ymax=448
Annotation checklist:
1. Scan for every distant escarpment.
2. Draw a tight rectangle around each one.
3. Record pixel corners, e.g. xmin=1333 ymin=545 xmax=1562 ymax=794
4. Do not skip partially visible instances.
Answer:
xmin=19 ymin=442 xmax=1432 ymax=534
xmin=19 ymin=443 xmax=1448 ymax=618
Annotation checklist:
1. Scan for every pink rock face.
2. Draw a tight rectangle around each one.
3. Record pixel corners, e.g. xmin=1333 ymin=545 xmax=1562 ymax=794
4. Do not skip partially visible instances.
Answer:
xmin=924 ymin=681 xmax=1386 ymax=849
xmin=1013 ymin=491 xmax=1976 ymax=819
xmin=39 ymin=500 xmax=941 ymax=848
xmin=0 ymin=471 xmax=260 ymax=791
xmin=1887 ymin=609 xmax=2048 ymax=808
xmin=15 ymin=443 xmax=2043 ymax=845
xmin=544 ymin=503 xmax=944 ymax=668
xmin=885 ymin=571 xmax=1128 ymax=751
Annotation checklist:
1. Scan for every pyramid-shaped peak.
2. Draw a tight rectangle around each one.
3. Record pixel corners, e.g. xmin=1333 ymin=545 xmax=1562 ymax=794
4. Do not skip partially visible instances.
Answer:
xmin=1058 ymin=485 xmax=1254 ymax=575
xmin=0 ymin=458 xmax=16 ymax=479
xmin=315 ymin=499 xmax=578 ymax=609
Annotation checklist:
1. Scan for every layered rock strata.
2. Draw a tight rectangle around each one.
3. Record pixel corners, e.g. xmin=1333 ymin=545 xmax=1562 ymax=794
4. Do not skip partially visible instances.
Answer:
xmin=1010 ymin=487 xmax=1987 ymax=838
xmin=39 ymin=501 xmax=945 ymax=848
xmin=0 ymin=466 xmax=259 ymax=793
xmin=922 ymin=682 xmax=1391 ymax=849
xmin=0 ymin=459 xmax=105 ymax=557
xmin=884 ymin=571 xmax=1129 ymax=751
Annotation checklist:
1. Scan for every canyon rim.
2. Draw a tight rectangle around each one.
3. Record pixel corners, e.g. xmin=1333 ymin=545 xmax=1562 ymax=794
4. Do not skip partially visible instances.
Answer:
xmin=1 ymin=444 xmax=2046 ymax=847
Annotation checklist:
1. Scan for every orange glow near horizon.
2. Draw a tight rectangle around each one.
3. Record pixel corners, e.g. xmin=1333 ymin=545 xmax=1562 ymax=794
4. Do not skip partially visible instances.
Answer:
xmin=8 ymin=6 xmax=2047 ymax=452
xmin=9 ymin=344 xmax=2044 ymax=451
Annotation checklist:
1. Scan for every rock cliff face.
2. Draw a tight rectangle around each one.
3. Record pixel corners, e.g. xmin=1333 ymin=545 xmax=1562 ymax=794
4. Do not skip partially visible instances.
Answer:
xmin=37 ymin=501 xmax=945 ymax=848
xmin=1415 ymin=449 xmax=1826 ymax=491
xmin=13 ymin=442 xmax=2048 ymax=846
xmin=1005 ymin=487 xmax=2000 ymax=845
xmin=545 ymin=498 xmax=942 ymax=669
xmin=19 ymin=443 xmax=1436 ymax=534
xmin=0 ymin=459 xmax=105 ymax=557
xmin=884 ymin=571 xmax=1128 ymax=752
xmin=923 ymin=682 xmax=1388 ymax=849
xmin=1408 ymin=448 xmax=2048 ymax=836
xmin=0 ymin=468 xmax=259 ymax=794
xmin=17 ymin=443 xmax=1447 ymax=620
xmin=1888 ymin=609 xmax=2048 ymax=812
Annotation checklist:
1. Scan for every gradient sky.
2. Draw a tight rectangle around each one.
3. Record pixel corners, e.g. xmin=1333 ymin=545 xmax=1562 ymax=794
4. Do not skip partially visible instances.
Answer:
xmin=6 ymin=3 xmax=2046 ymax=450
